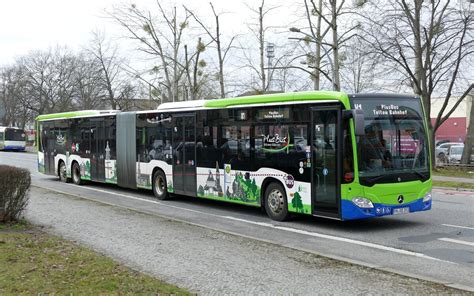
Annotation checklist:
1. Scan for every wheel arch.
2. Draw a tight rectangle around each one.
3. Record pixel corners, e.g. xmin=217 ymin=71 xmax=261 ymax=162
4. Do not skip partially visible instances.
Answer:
xmin=260 ymin=177 xmax=285 ymax=208
xmin=55 ymin=155 xmax=67 ymax=177
xmin=57 ymin=159 xmax=66 ymax=177
xmin=152 ymin=166 xmax=166 ymax=181
xmin=70 ymin=159 xmax=79 ymax=170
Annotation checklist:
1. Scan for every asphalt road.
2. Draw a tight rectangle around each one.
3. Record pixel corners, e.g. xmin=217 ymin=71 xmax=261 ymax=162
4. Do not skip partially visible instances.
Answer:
xmin=1 ymin=151 xmax=473 ymax=291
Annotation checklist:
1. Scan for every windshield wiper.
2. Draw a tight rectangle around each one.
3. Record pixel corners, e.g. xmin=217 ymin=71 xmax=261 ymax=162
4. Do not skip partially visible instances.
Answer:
xmin=364 ymin=175 xmax=387 ymax=184
xmin=408 ymin=169 xmax=428 ymax=180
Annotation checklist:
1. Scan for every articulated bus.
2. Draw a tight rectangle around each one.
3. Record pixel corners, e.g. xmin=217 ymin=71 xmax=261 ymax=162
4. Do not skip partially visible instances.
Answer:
xmin=0 ymin=126 xmax=26 ymax=151
xmin=35 ymin=91 xmax=432 ymax=221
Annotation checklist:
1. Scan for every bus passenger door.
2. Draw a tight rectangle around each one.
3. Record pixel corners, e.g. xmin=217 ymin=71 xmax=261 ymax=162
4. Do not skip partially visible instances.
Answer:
xmin=90 ymin=118 xmax=106 ymax=182
xmin=172 ymin=114 xmax=196 ymax=196
xmin=44 ymin=124 xmax=56 ymax=175
xmin=311 ymin=107 xmax=341 ymax=218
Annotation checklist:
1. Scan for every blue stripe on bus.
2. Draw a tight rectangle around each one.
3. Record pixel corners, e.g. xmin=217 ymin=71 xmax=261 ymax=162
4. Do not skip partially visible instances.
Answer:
xmin=3 ymin=146 xmax=26 ymax=151
xmin=341 ymin=198 xmax=431 ymax=220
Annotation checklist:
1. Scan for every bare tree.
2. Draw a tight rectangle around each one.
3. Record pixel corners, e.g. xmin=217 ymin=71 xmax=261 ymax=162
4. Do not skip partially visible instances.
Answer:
xmin=361 ymin=0 xmax=474 ymax=163
xmin=186 ymin=3 xmax=237 ymax=98
xmin=242 ymin=0 xmax=281 ymax=92
xmin=111 ymin=3 xmax=191 ymax=102
xmin=339 ymin=36 xmax=379 ymax=93
xmin=73 ymin=53 xmax=105 ymax=110
xmin=18 ymin=47 xmax=78 ymax=116
xmin=0 ymin=66 xmax=29 ymax=127
xmin=87 ymin=31 xmax=134 ymax=110
xmin=289 ymin=0 xmax=360 ymax=91
xmin=461 ymin=84 xmax=473 ymax=164
xmin=184 ymin=37 xmax=208 ymax=100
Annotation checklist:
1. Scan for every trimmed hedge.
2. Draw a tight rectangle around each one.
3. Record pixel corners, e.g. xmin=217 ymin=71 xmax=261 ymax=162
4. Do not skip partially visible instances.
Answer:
xmin=0 ymin=165 xmax=31 ymax=222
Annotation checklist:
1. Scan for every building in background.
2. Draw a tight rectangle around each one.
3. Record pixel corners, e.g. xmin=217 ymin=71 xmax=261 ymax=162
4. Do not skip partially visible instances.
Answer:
xmin=431 ymin=94 xmax=473 ymax=143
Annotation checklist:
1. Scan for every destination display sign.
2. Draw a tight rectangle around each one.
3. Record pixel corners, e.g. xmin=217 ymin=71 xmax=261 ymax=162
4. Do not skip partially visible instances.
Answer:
xmin=256 ymin=107 xmax=289 ymax=120
xmin=353 ymin=98 xmax=423 ymax=120
xmin=372 ymin=104 xmax=408 ymax=116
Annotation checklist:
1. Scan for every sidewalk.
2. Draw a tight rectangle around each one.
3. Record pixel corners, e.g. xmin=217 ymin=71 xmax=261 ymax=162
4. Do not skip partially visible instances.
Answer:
xmin=432 ymin=175 xmax=474 ymax=184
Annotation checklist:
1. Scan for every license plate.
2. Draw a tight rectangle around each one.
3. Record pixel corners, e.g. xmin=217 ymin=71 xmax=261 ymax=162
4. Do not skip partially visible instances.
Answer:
xmin=393 ymin=207 xmax=410 ymax=215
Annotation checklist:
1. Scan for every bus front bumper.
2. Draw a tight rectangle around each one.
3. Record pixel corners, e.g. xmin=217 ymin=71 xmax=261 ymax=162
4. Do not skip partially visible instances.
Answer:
xmin=3 ymin=145 xmax=26 ymax=151
xmin=341 ymin=198 xmax=432 ymax=220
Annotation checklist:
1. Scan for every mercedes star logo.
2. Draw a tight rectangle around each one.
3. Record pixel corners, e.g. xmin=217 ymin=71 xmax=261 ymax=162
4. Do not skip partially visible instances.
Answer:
xmin=397 ymin=195 xmax=404 ymax=204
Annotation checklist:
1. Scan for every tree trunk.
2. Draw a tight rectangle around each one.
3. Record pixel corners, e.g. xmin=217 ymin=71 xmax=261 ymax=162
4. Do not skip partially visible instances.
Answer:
xmin=314 ymin=0 xmax=322 ymax=90
xmin=213 ymin=9 xmax=225 ymax=98
xmin=331 ymin=0 xmax=340 ymax=91
xmin=259 ymin=4 xmax=266 ymax=92
xmin=461 ymin=95 xmax=473 ymax=164
xmin=422 ymin=93 xmax=436 ymax=168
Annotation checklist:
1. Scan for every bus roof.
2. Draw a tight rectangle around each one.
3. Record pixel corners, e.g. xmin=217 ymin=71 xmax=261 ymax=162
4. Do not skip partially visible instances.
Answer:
xmin=157 ymin=91 xmax=349 ymax=110
xmin=35 ymin=110 xmax=119 ymax=121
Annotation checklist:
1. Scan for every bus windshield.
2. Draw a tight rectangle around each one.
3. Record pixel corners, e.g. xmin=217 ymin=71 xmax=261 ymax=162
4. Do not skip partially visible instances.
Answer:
xmin=352 ymin=97 xmax=429 ymax=185
xmin=5 ymin=128 xmax=25 ymax=141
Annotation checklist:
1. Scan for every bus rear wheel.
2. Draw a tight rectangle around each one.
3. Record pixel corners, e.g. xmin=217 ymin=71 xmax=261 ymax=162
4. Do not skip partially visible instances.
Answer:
xmin=59 ymin=161 xmax=69 ymax=183
xmin=264 ymin=182 xmax=290 ymax=221
xmin=72 ymin=162 xmax=83 ymax=185
xmin=152 ymin=170 xmax=169 ymax=200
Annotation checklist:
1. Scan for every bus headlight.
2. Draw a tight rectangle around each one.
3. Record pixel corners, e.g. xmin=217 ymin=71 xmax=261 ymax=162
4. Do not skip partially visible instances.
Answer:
xmin=352 ymin=197 xmax=374 ymax=208
xmin=423 ymin=191 xmax=432 ymax=202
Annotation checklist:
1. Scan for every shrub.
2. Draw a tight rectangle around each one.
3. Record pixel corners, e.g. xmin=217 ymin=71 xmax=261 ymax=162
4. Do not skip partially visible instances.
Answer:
xmin=0 ymin=165 xmax=31 ymax=222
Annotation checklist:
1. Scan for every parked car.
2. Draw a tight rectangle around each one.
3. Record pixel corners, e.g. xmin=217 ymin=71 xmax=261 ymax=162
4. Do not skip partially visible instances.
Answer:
xmin=447 ymin=145 xmax=464 ymax=164
xmin=435 ymin=139 xmax=450 ymax=147
xmin=435 ymin=142 xmax=463 ymax=161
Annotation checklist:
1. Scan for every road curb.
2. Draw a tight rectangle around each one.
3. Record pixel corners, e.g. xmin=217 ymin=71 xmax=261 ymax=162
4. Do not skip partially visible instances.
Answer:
xmin=432 ymin=186 xmax=474 ymax=193
xmin=31 ymin=184 xmax=474 ymax=293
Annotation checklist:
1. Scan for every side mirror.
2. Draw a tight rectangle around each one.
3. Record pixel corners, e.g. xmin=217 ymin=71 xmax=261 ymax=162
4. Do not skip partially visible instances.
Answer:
xmin=343 ymin=109 xmax=365 ymax=136
xmin=353 ymin=109 xmax=365 ymax=136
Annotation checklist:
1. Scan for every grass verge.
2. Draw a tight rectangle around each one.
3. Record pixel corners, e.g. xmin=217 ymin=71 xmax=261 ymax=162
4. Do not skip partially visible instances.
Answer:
xmin=433 ymin=167 xmax=474 ymax=179
xmin=0 ymin=223 xmax=191 ymax=295
xmin=432 ymin=180 xmax=474 ymax=190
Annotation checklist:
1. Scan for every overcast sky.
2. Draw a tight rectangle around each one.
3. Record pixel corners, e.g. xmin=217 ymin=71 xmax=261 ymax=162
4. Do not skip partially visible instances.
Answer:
xmin=0 ymin=0 xmax=295 ymax=66
xmin=0 ymin=0 xmax=116 ymax=63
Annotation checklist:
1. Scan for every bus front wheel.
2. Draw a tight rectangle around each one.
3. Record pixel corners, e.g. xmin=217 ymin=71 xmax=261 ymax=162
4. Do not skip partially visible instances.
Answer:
xmin=152 ymin=170 xmax=169 ymax=200
xmin=264 ymin=182 xmax=290 ymax=221
xmin=72 ymin=162 xmax=83 ymax=185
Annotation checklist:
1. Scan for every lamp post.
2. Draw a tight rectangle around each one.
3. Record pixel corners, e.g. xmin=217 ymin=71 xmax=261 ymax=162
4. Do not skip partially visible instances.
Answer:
xmin=266 ymin=42 xmax=275 ymax=91
xmin=289 ymin=26 xmax=337 ymax=91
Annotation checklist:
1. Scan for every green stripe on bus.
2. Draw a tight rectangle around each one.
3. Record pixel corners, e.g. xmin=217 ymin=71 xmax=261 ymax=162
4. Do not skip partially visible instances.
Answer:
xmin=35 ymin=111 xmax=104 ymax=121
xmin=203 ymin=91 xmax=349 ymax=108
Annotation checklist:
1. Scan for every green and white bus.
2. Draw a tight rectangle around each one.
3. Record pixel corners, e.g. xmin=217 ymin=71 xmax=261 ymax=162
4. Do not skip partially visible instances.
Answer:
xmin=36 ymin=91 xmax=432 ymax=221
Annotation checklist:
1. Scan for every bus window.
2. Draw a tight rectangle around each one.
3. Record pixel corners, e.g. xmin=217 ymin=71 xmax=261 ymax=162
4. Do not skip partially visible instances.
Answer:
xmin=254 ymin=124 xmax=309 ymax=179
xmin=5 ymin=128 xmax=26 ymax=141
xmin=198 ymin=125 xmax=219 ymax=167
xmin=220 ymin=125 xmax=250 ymax=170
xmin=137 ymin=113 xmax=172 ymax=163
xmin=79 ymin=119 xmax=91 ymax=154
xmin=255 ymin=125 xmax=290 ymax=159
xmin=71 ymin=119 xmax=81 ymax=155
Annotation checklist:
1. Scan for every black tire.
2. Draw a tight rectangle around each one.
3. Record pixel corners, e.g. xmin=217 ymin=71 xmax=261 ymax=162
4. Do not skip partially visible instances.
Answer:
xmin=264 ymin=182 xmax=290 ymax=221
xmin=72 ymin=162 xmax=83 ymax=185
xmin=58 ymin=161 xmax=69 ymax=183
xmin=152 ymin=170 xmax=169 ymax=200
